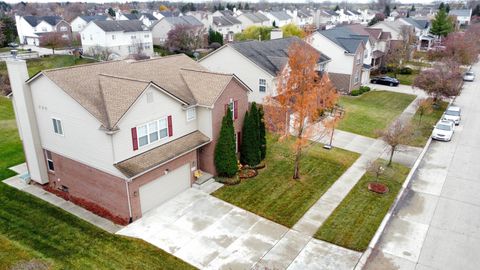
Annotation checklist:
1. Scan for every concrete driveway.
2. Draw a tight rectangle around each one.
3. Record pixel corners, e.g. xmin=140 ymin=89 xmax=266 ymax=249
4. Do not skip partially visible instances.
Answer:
xmin=118 ymin=188 xmax=362 ymax=269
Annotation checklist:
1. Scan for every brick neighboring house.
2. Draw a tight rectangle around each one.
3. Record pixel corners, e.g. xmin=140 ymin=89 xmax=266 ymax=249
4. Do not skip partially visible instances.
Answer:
xmin=6 ymin=54 xmax=250 ymax=224
xmin=309 ymin=28 xmax=366 ymax=94
xmin=15 ymin=15 xmax=73 ymax=46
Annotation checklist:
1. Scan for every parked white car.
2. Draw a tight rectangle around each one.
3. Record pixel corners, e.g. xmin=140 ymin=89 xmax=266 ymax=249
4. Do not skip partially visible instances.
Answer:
xmin=443 ymin=106 xmax=461 ymax=125
xmin=464 ymin=71 xmax=475 ymax=82
xmin=432 ymin=120 xmax=455 ymax=141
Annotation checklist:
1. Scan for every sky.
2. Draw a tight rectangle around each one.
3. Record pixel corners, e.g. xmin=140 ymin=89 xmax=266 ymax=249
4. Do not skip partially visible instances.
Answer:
xmin=2 ymin=0 xmax=437 ymax=4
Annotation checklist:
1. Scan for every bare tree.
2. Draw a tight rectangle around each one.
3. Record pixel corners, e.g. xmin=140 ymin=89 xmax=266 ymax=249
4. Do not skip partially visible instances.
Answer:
xmin=39 ymin=32 xmax=70 ymax=54
xmin=88 ymin=46 xmax=113 ymax=61
xmin=367 ymin=160 xmax=386 ymax=182
xmin=377 ymin=119 xmax=412 ymax=166
xmin=165 ymin=24 xmax=206 ymax=54
xmin=416 ymin=98 xmax=433 ymax=124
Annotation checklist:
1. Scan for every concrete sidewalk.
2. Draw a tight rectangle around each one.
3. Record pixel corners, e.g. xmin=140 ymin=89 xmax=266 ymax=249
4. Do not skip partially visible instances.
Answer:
xmin=3 ymin=165 xmax=123 ymax=234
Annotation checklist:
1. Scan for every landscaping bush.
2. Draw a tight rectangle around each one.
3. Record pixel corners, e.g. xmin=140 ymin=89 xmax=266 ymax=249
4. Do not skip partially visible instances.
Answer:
xmin=351 ymin=86 xmax=371 ymax=96
xmin=351 ymin=89 xmax=362 ymax=96
xmin=399 ymin=67 xmax=413 ymax=75
xmin=214 ymin=109 xmax=238 ymax=177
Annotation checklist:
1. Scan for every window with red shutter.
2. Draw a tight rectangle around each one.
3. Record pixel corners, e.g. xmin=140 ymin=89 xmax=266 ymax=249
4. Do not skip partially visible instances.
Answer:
xmin=167 ymin=115 xmax=173 ymax=137
xmin=131 ymin=127 xmax=138 ymax=150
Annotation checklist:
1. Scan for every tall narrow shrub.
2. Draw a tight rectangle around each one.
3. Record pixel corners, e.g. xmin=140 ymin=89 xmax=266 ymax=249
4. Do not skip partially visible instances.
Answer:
xmin=214 ymin=109 xmax=238 ymax=177
xmin=258 ymin=106 xmax=267 ymax=160
xmin=240 ymin=110 xmax=261 ymax=166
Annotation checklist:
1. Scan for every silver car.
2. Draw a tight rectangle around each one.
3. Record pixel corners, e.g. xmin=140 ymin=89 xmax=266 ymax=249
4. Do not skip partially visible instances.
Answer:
xmin=464 ymin=71 xmax=475 ymax=82
xmin=443 ymin=106 xmax=461 ymax=125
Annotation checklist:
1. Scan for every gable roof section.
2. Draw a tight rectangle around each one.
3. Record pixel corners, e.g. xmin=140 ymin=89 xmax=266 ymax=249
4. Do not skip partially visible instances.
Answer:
xmin=242 ymin=12 xmax=269 ymax=23
xmin=213 ymin=15 xmax=241 ymax=26
xmin=34 ymin=54 xmax=243 ymax=129
xmin=140 ymin=13 xmax=157 ymax=20
xmin=450 ymin=9 xmax=472 ymax=17
xmin=318 ymin=27 xmax=364 ymax=53
xmin=23 ymin=15 xmax=63 ymax=27
xmin=122 ymin=13 xmax=139 ymax=20
xmin=268 ymin=11 xmax=292 ymax=21
xmin=78 ymin=15 xmax=108 ymax=23
xmin=163 ymin=16 xmax=203 ymax=27
xmin=93 ymin=20 xmax=146 ymax=32
xmin=230 ymin=37 xmax=330 ymax=76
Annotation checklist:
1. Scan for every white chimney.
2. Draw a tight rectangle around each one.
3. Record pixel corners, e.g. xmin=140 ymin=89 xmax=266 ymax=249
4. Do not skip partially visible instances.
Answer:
xmin=6 ymin=59 xmax=49 ymax=184
xmin=270 ymin=28 xmax=283 ymax=40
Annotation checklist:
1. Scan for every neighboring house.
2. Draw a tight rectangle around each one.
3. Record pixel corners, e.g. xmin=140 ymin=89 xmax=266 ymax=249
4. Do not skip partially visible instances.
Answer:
xmin=200 ymin=36 xmax=331 ymax=104
xmin=397 ymin=17 xmax=433 ymax=50
xmin=309 ymin=28 xmax=367 ymax=93
xmin=15 ymin=15 xmax=72 ymax=45
xmin=211 ymin=15 xmax=242 ymax=42
xmin=185 ymin=10 xmax=211 ymax=28
xmin=337 ymin=25 xmax=376 ymax=70
xmin=70 ymin=15 xmax=109 ymax=33
xmin=369 ymin=20 xmax=413 ymax=40
xmin=117 ymin=12 xmax=158 ymax=26
xmin=236 ymin=12 xmax=270 ymax=29
xmin=287 ymin=9 xmax=314 ymax=26
xmin=364 ymin=27 xmax=392 ymax=68
xmin=212 ymin=10 xmax=235 ymax=17
xmin=449 ymin=9 xmax=472 ymax=26
xmin=315 ymin=9 xmax=340 ymax=27
xmin=261 ymin=11 xmax=292 ymax=27
xmin=81 ymin=20 xmax=153 ymax=59
xmin=116 ymin=13 xmax=140 ymax=21
xmin=6 ymin=54 xmax=250 ymax=224
xmin=150 ymin=16 xmax=204 ymax=45
xmin=152 ymin=11 xmax=175 ymax=20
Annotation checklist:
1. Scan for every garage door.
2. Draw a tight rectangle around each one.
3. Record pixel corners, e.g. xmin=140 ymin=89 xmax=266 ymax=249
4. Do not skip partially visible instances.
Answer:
xmin=139 ymin=164 xmax=190 ymax=214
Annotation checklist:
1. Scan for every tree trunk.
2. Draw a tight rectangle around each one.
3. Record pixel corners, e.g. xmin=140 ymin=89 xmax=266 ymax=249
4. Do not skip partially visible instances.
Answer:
xmin=388 ymin=145 xmax=396 ymax=166
xmin=293 ymin=144 xmax=301 ymax=179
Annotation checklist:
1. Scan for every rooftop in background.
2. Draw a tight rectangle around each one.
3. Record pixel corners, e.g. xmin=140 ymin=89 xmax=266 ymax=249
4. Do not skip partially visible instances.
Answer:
xmin=242 ymin=12 xmax=269 ymax=23
xmin=318 ymin=27 xmax=365 ymax=53
xmin=449 ymin=9 xmax=472 ymax=17
xmin=230 ymin=37 xmax=331 ymax=76
xmin=77 ymin=15 xmax=109 ymax=23
xmin=23 ymin=15 xmax=63 ymax=27
xmin=160 ymin=15 xmax=203 ymax=27
xmin=267 ymin=11 xmax=292 ymax=21
xmin=213 ymin=15 xmax=241 ymax=26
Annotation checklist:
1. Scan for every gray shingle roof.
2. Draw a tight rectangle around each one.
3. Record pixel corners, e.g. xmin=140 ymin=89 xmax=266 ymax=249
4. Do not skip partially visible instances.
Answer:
xmin=230 ymin=37 xmax=331 ymax=76
xmin=414 ymin=20 xmax=429 ymax=29
xmin=122 ymin=13 xmax=139 ymax=20
xmin=450 ymin=9 xmax=472 ymax=17
xmin=140 ymin=13 xmax=157 ymax=20
xmin=318 ymin=27 xmax=364 ymax=53
xmin=268 ymin=11 xmax=292 ymax=21
xmin=23 ymin=16 xmax=63 ymax=27
xmin=94 ymin=20 xmax=147 ymax=32
xmin=163 ymin=16 xmax=203 ymax=27
xmin=242 ymin=12 xmax=269 ymax=23
xmin=322 ymin=10 xmax=338 ymax=16
xmin=213 ymin=15 xmax=241 ymax=27
xmin=401 ymin=17 xmax=429 ymax=29
xmin=78 ymin=15 xmax=108 ymax=23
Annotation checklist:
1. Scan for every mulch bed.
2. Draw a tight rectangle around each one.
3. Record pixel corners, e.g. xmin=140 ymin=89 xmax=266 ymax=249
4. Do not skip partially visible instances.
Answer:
xmin=238 ymin=168 xmax=258 ymax=179
xmin=368 ymin=182 xmax=389 ymax=194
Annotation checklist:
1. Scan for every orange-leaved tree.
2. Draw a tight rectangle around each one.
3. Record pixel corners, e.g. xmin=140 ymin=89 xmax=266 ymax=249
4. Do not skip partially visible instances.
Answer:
xmin=264 ymin=41 xmax=338 ymax=179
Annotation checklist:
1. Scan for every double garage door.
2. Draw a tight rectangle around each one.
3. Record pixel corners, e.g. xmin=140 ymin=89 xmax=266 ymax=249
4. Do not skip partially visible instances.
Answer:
xmin=139 ymin=164 xmax=190 ymax=214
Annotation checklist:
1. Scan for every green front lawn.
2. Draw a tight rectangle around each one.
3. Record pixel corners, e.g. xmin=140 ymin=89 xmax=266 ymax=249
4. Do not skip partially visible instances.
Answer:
xmin=314 ymin=161 xmax=410 ymax=251
xmin=409 ymin=101 xmax=449 ymax=147
xmin=0 ymin=97 xmax=195 ymax=269
xmin=213 ymin=135 xmax=360 ymax=228
xmin=386 ymin=71 xmax=419 ymax=85
xmin=338 ymin=91 xmax=417 ymax=138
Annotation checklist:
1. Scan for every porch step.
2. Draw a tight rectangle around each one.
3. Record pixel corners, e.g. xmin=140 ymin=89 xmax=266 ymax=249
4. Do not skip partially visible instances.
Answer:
xmin=192 ymin=172 xmax=224 ymax=194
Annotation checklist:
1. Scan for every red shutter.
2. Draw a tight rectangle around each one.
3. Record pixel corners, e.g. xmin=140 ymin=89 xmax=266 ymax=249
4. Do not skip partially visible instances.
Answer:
xmin=167 ymin=115 xmax=173 ymax=137
xmin=131 ymin=127 xmax=138 ymax=151
xmin=234 ymin=100 xmax=238 ymax=120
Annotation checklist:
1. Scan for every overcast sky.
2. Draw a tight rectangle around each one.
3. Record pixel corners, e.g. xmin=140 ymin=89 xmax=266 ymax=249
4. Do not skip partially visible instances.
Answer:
xmin=3 ymin=0 xmax=436 ymax=4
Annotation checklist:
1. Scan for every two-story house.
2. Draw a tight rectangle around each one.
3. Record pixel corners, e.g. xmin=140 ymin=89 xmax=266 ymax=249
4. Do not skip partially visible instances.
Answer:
xmin=6 ymin=54 xmax=250 ymax=224
xmin=309 ymin=28 xmax=366 ymax=93
xmin=287 ymin=10 xmax=314 ymax=27
xmin=236 ymin=12 xmax=270 ymax=29
xmin=211 ymin=15 xmax=242 ymax=42
xmin=261 ymin=11 xmax=292 ymax=27
xmin=450 ymin=9 xmax=472 ymax=26
xmin=199 ymin=36 xmax=330 ymax=104
xmin=364 ymin=28 xmax=392 ymax=68
xmin=15 ymin=15 xmax=72 ymax=45
xmin=81 ymin=20 xmax=153 ymax=59
xmin=150 ymin=16 xmax=204 ymax=45
xmin=70 ymin=15 xmax=110 ymax=33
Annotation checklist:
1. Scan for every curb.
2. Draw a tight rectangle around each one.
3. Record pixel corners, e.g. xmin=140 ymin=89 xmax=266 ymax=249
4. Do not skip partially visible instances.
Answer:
xmin=354 ymin=136 xmax=433 ymax=270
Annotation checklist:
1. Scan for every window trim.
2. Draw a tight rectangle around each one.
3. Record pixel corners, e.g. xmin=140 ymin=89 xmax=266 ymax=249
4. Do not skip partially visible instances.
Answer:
xmin=52 ymin=117 xmax=64 ymax=136
xmin=45 ymin=150 xmax=55 ymax=172
xmin=136 ymin=117 xmax=169 ymax=148
xmin=228 ymin=98 xmax=235 ymax=120
xmin=259 ymin=78 xmax=267 ymax=93
xmin=186 ymin=107 xmax=196 ymax=122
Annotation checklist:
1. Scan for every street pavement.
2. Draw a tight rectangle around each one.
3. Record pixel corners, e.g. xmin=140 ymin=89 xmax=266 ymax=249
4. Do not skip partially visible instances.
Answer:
xmin=364 ymin=62 xmax=480 ymax=270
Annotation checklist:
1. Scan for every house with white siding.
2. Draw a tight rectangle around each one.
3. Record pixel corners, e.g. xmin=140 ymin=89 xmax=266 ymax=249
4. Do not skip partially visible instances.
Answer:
xmin=236 ymin=12 xmax=270 ymax=29
xmin=150 ymin=16 xmax=204 ymax=45
xmin=15 ymin=15 xmax=72 ymax=45
xmin=70 ymin=15 xmax=110 ymax=33
xmin=261 ymin=11 xmax=292 ymax=27
xmin=80 ymin=20 xmax=153 ymax=59
xmin=6 ymin=54 xmax=250 ymax=224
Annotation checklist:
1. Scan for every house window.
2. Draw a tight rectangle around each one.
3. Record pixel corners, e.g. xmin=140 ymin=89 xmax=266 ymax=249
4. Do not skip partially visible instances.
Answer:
xmin=259 ymin=78 xmax=267 ymax=92
xmin=131 ymin=35 xmax=137 ymax=39
xmin=52 ymin=118 xmax=63 ymax=135
xmin=89 ymin=34 xmax=93 ymax=40
xmin=60 ymin=26 xmax=67 ymax=31
xmin=228 ymin=98 xmax=235 ymax=119
xmin=41 ymin=27 xmax=47 ymax=32
xmin=112 ymin=35 xmax=116 ymax=40
xmin=144 ymin=34 xmax=149 ymax=38
xmin=356 ymin=55 xmax=361 ymax=64
xmin=45 ymin=150 xmax=54 ymax=172
xmin=187 ymin=107 xmax=196 ymax=121
xmin=136 ymin=118 xmax=169 ymax=148
xmin=82 ymin=34 xmax=85 ymax=40
xmin=354 ymin=70 xmax=360 ymax=83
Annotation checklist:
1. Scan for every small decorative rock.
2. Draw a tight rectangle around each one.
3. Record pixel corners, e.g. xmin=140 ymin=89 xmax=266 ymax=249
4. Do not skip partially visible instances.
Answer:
xmin=368 ymin=182 xmax=389 ymax=194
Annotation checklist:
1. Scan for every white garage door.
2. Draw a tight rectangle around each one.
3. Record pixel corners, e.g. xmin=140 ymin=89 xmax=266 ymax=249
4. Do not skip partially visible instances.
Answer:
xmin=139 ymin=164 xmax=190 ymax=214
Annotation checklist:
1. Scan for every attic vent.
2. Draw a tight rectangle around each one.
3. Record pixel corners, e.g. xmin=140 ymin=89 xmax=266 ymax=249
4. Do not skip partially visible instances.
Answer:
xmin=146 ymin=92 xmax=154 ymax=103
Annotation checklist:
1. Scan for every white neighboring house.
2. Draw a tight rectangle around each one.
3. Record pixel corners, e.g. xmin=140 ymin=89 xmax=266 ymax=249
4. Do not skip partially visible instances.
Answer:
xmin=185 ymin=11 xmax=212 ymax=28
xmin=81 ymin=20 xmax=153 ymax=59
xmin=261 ymin=11 xmax=292 ymax=27
xmin=116 ymin=12 xmax=158 ymax=27
xmin=15 ymin=15 xmax=71 ymax=45
xmin=199 ymin=36 xmax=331 ymax=104
xmin=152 ymin=11 xmax=175 ymax=20
xmin=287 ymin=10 xmax=314 ymax=26
xmin=211 ymin=15 xmax=242 ymax=42
xmin=315 ymin=9 xmax=340 ymax=27
xmin=449 ymin=9 xmax=472 ymax=26
xmin=70 ymin=15 xmax=110 ymax=33
xmin=369 ymin=20 xmax=409 ymax=40
xmin=236 ymin=12 xmax=270 ymax=29
xmin=150 ymin=16 xmax=204 ymax=45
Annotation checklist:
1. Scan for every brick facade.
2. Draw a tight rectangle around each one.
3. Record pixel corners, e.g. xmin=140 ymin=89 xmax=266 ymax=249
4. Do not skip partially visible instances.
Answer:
xmin=199 ymin=79 xmax=249 ymax=175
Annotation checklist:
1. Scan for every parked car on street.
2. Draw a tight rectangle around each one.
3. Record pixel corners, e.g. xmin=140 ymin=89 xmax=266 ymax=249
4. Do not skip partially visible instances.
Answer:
xmin=463 ymin=71 xmax=475 ymax=82
xmin=443 ymin=106 xmax=461 ymax=125
xmin=432 ymin=120 xmax=455 ymax=141
xmin=370 ymin=76 xmax=399 ymax=86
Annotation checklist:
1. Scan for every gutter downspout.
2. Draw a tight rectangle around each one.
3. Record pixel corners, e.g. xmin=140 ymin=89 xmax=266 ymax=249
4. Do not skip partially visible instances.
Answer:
xmin=125 ymin=180 xmax=133 ymax=223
